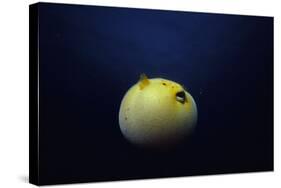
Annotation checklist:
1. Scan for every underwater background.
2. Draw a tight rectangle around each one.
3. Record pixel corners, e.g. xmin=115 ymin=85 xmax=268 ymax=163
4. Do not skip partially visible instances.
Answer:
xmin=37 ymin=3 xmax=273 ymax=185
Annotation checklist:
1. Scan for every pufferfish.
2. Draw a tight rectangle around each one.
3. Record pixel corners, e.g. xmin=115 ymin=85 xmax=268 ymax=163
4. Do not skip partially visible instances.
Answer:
xmin=119 ymin=74 xmax=197 ymax=149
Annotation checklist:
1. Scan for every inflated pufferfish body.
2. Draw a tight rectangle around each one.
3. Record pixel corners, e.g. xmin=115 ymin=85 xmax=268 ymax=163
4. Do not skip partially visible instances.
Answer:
xmin=119 ymin=74 xmax=197 ymax=149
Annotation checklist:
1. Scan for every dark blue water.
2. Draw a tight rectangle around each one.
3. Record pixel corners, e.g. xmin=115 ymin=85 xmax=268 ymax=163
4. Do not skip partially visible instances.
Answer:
xmin=37 ymin=3 xmax=273 ymax=185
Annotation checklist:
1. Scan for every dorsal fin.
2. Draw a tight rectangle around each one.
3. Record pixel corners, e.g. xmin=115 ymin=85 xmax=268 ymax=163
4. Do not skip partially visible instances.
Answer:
xmin=139 ymin=73 xmax=150 ymax=90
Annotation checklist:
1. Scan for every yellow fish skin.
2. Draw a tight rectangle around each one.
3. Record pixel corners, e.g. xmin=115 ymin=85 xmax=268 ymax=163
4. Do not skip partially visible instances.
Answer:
xmin=119 ymin=75 xmax=198 ymax=149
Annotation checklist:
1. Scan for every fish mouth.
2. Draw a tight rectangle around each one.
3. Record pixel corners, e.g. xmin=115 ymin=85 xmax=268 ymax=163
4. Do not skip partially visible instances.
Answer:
xmin=176 ymin=91 xmax=186 ymax=104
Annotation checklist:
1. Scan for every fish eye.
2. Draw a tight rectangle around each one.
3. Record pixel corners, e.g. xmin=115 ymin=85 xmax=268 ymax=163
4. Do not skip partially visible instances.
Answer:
xmin=176 ymin=91 xmax=186 ymax=104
